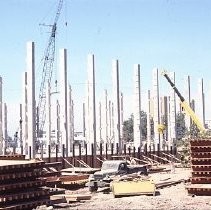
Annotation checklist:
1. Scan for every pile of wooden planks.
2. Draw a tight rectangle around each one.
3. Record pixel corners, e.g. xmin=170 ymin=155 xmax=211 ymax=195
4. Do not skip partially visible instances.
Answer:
xmin=42 ymin=162 xmax=62 ymax=187
xmin=42 ymin=161 xmax=89 ymax=188
xmin=0 ymin=159 xmax=50 ymax=210
xmin=0 ymin=154 xmax=25 ymax=160
xmin=186 ymin=138 xmax=211 ymax=195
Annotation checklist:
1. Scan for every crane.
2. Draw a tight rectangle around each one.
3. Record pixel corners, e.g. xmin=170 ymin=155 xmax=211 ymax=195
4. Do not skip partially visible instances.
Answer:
xmin=161 ymin=71 xmax=206 ymax=133
xmin=37 ymin=0 xmax=63 ymax=139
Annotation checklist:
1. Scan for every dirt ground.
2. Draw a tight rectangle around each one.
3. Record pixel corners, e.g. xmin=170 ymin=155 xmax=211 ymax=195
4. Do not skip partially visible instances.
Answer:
xmin=60 ymin=167 xmax=211 ymax=210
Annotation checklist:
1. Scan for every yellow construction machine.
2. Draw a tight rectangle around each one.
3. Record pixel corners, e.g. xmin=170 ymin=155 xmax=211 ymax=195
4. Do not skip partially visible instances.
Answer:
xmin=161 ymin=71 xmax=206 ymax=133
xmin=111 ymin=176 xmax=156 ymax=198
xmin=157 ymin=124 xmax=166 ymax=134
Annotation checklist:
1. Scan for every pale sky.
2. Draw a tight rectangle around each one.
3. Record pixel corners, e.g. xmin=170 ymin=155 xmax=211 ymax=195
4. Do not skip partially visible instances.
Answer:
xmin=1 ymin=0 xmax=211 ymax=136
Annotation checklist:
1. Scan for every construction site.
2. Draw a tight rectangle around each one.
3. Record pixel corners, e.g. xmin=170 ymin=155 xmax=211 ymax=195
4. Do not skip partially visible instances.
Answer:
xmin=1 ymin=0 xmax=211 ymax=209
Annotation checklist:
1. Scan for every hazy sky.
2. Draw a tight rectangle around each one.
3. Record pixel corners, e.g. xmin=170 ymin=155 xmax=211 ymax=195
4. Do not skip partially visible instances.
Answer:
xmin=1 ymin=0 xmax=211 ymax=136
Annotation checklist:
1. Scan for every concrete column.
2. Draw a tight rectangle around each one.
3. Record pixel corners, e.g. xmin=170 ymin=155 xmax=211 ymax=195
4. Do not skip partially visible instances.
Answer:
xmin=152 ymin=68 xmax=160 ymax=146
xmin=169 ymin=72 xmax=176 ymax=148
xmin=102 ymin=90 xmax=108 ymax=148
xmin=83 ymin=102 xmax=86 ymax=137
xmin=133 ymin=64 xmax=142 ymax=148
xmin=108 ymin=100 xmax=113 ymax=146
xmin=59 ymin=49 xmax=68 ymax=156
xmin=167 ymin=96 xmax=171 ymax=143
xmin=160 ymin=96 xmax=168 ymax=148
xmin=71 ymin=100 xmax=74 ymax=147
xmin=120 ymin=92 xmax=124 ymax=145
xmin=197 ymin=78 xmax=205 ymax=127
xmin=184 ymin=75 xmax=191 ymax=131
xmin=2 ymin=103 xmax=7 ymax=155
xmin=85 ymin=80 xmax=90 ymax=149
xmin=19 ymin=104 xmax=23 ymax=154
xmin=147 ymin=90 xmax=152 ymax=147
xmin=46 ymin=81 xmax=51 ymax=148
xmin=86 ymin=54 xmax=97 ymax=154
xmin=111 ymin=101 xmax=115 ymax=145
xmin=67 ymin=85 xmax=74 ymax=152
xmin=26 ymin=41 xmax=36 ymax=158
xmin=112 ymin=59 xmax=121 ymax=151
xmin=22 ymin=72 xmax=28 ymax=155
xmin=56 ymin=100 xmax=60 ymax=146
xmin=97 ymin=102 xmax=102 ymax=145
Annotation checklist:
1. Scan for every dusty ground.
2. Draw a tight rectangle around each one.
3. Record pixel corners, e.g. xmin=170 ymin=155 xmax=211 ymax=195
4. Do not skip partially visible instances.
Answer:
xmin=56 ymin=167 xmax=211 ymax=210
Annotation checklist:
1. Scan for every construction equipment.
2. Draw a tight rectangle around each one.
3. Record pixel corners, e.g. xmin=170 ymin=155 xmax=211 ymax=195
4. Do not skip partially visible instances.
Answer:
xmin=87 ymin=160 xmax=148 ymax=192
xmin=161 ymin=71 xmax=206 ymax=133
xmin=111 ymin=177 xmax=156 ymax=198
xmin=37 ymin=0 xmax=63 ymax=140
xmin=157 ymin=124 xmax=166 ymax=134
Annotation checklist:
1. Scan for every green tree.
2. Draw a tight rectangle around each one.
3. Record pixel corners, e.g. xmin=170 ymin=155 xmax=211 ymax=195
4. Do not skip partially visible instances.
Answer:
xmin=176 ymin=112 xmax=187 ymax=140
xmin=140 ymin=111 xmax=147 ymax=140
xmin=122 ymin=111 xmax=148 ymax=143
xmin=189 ymin=123 xmax=200 ymax=137
xmin=176 ymin=112 xmax=201 ymax=138
xmin=122 ymin=114 xmax=133 ymax=143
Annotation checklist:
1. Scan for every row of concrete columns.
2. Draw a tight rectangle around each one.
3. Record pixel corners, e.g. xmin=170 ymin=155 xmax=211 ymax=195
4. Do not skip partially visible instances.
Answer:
xmin=20 ymin=42 xmax=74 ymax=158
xmin=0 ymin=41 xmax=207 ymax=156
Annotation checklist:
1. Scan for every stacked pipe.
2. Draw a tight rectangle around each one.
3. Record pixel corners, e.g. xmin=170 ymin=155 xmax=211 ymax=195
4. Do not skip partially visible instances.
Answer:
xmin=0 ymin=159 xmax=50 ymax=210
xmin=186 ymin=138 xmax=211 ymax=195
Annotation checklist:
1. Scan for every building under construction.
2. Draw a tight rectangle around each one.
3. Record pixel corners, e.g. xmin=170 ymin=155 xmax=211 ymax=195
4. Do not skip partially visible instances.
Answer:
xmin=1 ymin=0 xmax=211 ymax=209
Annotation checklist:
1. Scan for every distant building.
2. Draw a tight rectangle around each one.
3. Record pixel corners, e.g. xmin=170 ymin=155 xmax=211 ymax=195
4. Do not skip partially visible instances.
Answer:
xmin=74 ymin=131 xmax=85 ymax=146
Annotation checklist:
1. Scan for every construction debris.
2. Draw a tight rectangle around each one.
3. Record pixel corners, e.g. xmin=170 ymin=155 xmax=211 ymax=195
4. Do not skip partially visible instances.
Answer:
xmin=0 ymin=151 xmax=202 ymax=209
xmin=51 ymin=193 xmax=92 ymax=203
xmin=156 ymin=179 xmax=186 ymax=189
xmin=61 ymin=166 xmax=100 ymax=174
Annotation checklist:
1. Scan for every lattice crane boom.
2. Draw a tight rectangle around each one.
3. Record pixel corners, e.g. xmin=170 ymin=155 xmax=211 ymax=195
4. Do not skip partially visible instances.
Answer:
xmin=37 ymin=0 xmax=63 ymax=137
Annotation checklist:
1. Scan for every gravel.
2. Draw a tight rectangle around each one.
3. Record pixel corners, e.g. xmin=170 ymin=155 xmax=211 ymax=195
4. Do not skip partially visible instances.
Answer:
xmin=54 ymin=167 xmax=211 ymax=210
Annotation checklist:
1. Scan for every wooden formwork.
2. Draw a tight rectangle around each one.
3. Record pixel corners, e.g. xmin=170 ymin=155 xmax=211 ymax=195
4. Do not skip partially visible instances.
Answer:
xmin=0 ymin=159 xmax=50 ymax=210
xmin=186 ymin=138 xmax=211 ymax=196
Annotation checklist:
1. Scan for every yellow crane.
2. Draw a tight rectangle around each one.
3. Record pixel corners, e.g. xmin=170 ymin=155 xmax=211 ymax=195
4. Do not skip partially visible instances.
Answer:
xmin=161 ymin=71 xmax=206 ymax=133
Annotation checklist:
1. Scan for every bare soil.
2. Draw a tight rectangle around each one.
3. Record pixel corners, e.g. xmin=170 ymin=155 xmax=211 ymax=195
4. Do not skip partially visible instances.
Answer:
xmin=62 ymin=167 xmax=211 ymax=210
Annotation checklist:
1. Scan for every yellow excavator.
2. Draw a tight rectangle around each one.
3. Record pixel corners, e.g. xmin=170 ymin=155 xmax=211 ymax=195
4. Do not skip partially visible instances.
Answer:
xmin=161 ymin=71 xmax=206 ymax=133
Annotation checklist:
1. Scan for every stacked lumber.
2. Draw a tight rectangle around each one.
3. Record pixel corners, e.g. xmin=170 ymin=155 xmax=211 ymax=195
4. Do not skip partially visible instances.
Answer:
xmin=51 ymin=193 xmax=91 ymax=203
xmin=0 ymin=159 xmax=50 ymax=210
xmin=0 ymin=154 xmax=25 ymax=160
xmin=59 ymin=173 xmax=89 ymax=186
xmin=41 ymin=162 xmax=89 ymax=188
xmin=186 ymin=138 xmax=211 ymax=195
xmin=42 ymin=162 xmax=62 ymax=187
